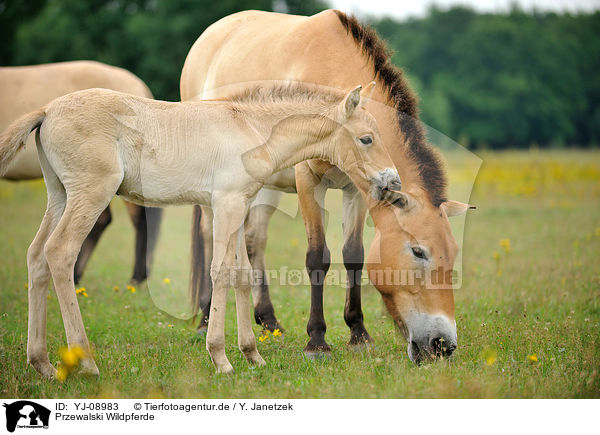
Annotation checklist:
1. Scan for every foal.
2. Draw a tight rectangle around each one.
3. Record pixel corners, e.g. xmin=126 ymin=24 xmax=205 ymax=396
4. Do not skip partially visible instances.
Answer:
xmin=0 ymin=83 xmax=402 ymax=376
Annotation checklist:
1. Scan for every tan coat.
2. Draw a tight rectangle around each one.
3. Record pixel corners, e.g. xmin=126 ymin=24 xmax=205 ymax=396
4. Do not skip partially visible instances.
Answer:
xmin=0 ymin=61 xmax=152 ymax=179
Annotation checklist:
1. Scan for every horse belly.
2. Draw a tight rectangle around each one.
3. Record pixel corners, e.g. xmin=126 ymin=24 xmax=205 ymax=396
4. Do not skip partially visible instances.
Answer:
xmin=118 ymin=158 xmax=214 ymax=207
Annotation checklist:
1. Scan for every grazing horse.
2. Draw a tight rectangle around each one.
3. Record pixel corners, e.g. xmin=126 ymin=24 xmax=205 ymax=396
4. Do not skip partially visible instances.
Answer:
xmin=0 ymin=61 xmax=162 ymax=284
xmin=0 ymin=84 xmax=403 ymax=376
xmin=181 ymin=10 xmax=475 ymax=363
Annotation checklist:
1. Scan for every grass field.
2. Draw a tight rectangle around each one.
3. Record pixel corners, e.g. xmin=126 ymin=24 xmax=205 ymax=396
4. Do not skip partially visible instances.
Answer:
xmin=1 ymin=150 xmax=599 ymax=398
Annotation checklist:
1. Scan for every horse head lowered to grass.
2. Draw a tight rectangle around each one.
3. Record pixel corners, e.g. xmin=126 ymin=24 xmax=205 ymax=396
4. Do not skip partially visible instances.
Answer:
xmin=0 ymin=83 xmax=402 ymax=376
xmin=181 ymin=9 xmax=476 ymax=364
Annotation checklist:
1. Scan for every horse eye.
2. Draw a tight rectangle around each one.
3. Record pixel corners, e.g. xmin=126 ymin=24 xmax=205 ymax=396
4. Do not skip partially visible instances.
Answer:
xmin=359 ymin=136 xmax=372 ymax=145
xmin=411 ymin=247 xmax=427 ymax=260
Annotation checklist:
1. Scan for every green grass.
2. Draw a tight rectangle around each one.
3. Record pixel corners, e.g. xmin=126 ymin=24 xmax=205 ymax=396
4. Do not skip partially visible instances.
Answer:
xmin=1 ymin=150 xmax=599 ymax=398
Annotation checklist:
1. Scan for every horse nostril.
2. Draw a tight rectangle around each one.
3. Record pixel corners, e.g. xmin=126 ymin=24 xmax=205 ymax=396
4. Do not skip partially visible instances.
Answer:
xmin=388 ymin=178 xmax=402 ymax=191
xmin=430 ymin=337 xmax=456 ymax=358
xmin=410 ymin=340 xmax=424 ymax=364
xmin=411 ymin=340 xmax=420 ymax=353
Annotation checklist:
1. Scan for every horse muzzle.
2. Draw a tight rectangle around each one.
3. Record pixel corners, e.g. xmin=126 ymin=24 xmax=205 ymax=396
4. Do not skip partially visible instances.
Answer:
xmin=369 ymin=168 xmax=402 ymax=200
xmin=405 ymin=314 xmax=458 ymax=364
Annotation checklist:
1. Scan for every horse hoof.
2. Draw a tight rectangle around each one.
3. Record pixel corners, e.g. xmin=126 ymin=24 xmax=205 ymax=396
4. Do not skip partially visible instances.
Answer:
xmin=28 ymin=354 xmax=57 ymax=379
xmin=33 ymin=363 xmax=57 ymax=379
xmin=196 ymin=326 xmax=208 ymax=336
xmin=256 ymin=317 xmax=285 ymax=334
xmin=216 ymin=364 xmax=235 ymax=374
xmin=249 ymin=356 xmax=266 ymax=367
xmin=78 ymin=359 xmax=100 ymax=377
xmin=253 ymin=353 xmax=266 ymax=366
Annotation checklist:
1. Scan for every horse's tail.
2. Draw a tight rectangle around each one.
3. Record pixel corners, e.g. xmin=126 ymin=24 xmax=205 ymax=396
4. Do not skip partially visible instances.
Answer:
xmin=0 ymin=108 xmax=46 ymax=176
xmin=189 ymin=204 xmax=205 ymax=317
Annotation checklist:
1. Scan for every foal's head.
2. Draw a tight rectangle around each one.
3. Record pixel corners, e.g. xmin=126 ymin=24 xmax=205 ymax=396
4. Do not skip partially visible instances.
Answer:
xmin=240 ymin=83 xmax=401 ymax=195
xmin=320 ymin=83 xmax=402 ymax=197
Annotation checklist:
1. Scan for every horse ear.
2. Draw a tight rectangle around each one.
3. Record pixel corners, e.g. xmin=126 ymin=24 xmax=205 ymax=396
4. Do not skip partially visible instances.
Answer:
xmin=360 ymin=81 xmax=376 ymax=105
xmin=337 ymin=85 xmax=362 ymax=122
xmin=441 ymin=200 xmax=477 ymax=217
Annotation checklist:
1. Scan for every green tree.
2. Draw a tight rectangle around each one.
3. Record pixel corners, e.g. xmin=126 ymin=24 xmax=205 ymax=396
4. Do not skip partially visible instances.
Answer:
xmin=5 ymin=0 xmax=329 ymax=101
xmin=373 ymin=7 xmax=600 ymax=147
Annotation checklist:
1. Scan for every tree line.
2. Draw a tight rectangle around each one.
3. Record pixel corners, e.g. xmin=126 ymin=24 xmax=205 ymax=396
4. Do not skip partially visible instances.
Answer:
xmin=372 ymin=6 xmax=600 ymax=148
xmin=1 ymin=1 xmax=598 ymax=148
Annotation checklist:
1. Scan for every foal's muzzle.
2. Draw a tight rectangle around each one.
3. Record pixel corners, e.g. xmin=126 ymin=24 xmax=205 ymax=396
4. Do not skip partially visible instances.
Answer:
xmin=370 ymin=168 xmax=402 ymax=201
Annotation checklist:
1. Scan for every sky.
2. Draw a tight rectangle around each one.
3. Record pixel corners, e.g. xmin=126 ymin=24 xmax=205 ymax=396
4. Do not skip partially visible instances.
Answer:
xmin=328 ymin=0 xmax=600 ymax=20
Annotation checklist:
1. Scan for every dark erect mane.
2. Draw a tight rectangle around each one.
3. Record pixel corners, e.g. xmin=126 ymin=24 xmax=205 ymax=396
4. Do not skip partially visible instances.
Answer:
xmin=334 ymin=10 xmax=447 ymax=206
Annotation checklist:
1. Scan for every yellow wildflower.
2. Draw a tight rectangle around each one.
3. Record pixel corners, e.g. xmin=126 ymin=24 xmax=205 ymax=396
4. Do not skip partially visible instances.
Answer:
xmin=72 ymin=346 xmax=85 ymax=359
xmin=24 ymin=283 xmax=28 ymax=290
xmin=273 ymin=329 xmax=282 ymax=337
xmin=492 ymin=251 xmax=500 ymax=261
xmin=499 ymin=239 xmax=511 ymax=253
xmin=76 ymin=287 xmax=86 ymax=295
xmin=113 ymin=285 xmax=120 ymax=292
xmin=127 ymin=285 xmax=136 ymax=293
xmin=527 ymin=354 xmax=538 ymax=363
xmin=290 ymin=238 xmax=299 ymax=247
xmin=163 ymin=278 xmax=171 ymax=284
xmin=56 ymin=364 xmax=69 ymax=382
xmin=167 ymin=324 xmax=174 ymax=328
xmin=258 ymin=335 xmax=267 ymax=342
xmin=59 ymin=345 xmax=84 ymax=368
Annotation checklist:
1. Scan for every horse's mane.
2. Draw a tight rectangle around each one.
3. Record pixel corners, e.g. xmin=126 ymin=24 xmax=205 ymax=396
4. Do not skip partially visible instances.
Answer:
xmin=226 ymin=82 xmax=344 ymax=106
xmin=334 ymin=10 xmax=447 ymax=206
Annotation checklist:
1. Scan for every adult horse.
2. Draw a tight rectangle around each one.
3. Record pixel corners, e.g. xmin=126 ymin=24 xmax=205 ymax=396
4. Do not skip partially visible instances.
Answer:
xmin=181 ymin=10 xmax=475 ymax=363
xmin=0 ymin=84 xmax=402 ymax=376
xmin=0 ymin=61 xmax=162 ymax=284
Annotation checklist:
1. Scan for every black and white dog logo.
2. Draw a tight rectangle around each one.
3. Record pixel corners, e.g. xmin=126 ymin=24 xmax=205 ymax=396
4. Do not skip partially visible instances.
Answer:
xmin=3 ymin=401 xmax=50 ymax=432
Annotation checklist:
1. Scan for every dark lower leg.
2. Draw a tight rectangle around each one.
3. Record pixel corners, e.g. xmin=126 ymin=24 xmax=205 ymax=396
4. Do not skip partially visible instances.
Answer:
xmin=304 ymin=244 xmax=331 ymax=353
xmin=131 ymin=206 xmax=162 ymax=283
xmin=245 ymin=204 xmax=283 ymax=332
xmin=74 ymin=206 xmax=112 ymax=284
xmin=252 ymin=271 xmax=283 ymax=332
xmin=343 ymin=238 xmax=372 ymax=345
xmin=197 ymin=298 xmax=211 ymax=332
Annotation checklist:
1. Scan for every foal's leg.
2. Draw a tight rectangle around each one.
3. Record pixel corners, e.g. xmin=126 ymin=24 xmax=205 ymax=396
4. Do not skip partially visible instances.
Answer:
xmin=26 ymin=150 xmax=66 ymax=378
xmin=44 ymin=178 xmax=121 ymax=376
xmin=206 ymin=197 xmax=248 ymax=374
xmin=245 ymin=190 xmax=283 ymax=332
xmin=234 ymin=227 xmax=265 ymax=366
xmin=296 ymin=163 xmax=331 ymax=356
xmin=341 ymin=188 xmax=372 ymax=347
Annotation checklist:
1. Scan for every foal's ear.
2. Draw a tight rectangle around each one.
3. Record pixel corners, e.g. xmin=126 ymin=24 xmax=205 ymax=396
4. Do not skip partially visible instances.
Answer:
xmin=441 ymin=200 xmax=477 ymax=217
xmin=360 ymin=81 xmax=376 ymax=105
xmin=337 ymin=85 xmax=362 ymax=122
